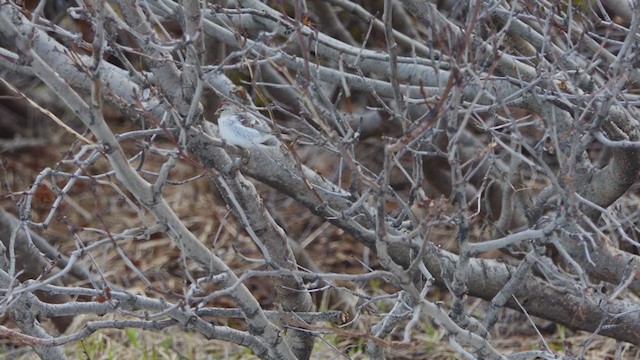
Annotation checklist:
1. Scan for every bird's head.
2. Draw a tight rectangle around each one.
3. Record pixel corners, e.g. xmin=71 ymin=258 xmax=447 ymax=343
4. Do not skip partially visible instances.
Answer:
xmin=215 ymin=101 xmax=228 ymax=115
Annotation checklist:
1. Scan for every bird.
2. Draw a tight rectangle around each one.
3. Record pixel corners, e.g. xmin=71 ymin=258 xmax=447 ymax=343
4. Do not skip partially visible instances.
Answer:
xmin=216 ymin=101 xmax=278 ymax=147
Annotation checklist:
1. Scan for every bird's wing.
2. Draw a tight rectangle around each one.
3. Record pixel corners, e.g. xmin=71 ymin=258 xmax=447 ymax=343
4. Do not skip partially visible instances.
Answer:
xmin=237 ymin=113 xmax=273 ymax=134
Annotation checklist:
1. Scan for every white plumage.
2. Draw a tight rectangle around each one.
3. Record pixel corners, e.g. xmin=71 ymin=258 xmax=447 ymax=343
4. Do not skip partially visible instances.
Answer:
xmin=216 ymin=102 xmax=277 ymax=147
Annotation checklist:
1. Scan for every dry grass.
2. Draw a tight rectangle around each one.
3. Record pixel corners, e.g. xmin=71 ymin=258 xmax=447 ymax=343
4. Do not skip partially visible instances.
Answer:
xmin=3 ymin=316 xmax=639 ymax=359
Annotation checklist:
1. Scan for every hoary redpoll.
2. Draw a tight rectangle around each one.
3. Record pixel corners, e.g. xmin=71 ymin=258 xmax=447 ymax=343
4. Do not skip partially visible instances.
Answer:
xmin=216 ymin=101 xmax=277 ymax=147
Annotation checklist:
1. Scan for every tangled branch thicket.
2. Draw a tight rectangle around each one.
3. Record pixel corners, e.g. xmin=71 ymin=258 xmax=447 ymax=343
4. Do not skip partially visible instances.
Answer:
xmin=1 ymin=0 xmax=640 ymax=359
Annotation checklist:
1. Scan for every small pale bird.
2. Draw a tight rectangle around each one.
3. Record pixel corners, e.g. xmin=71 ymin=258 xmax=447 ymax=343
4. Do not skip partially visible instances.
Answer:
xmin=216 ymin=101 xmax=277 ymax=147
